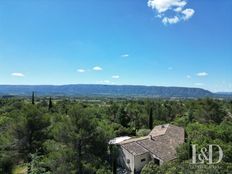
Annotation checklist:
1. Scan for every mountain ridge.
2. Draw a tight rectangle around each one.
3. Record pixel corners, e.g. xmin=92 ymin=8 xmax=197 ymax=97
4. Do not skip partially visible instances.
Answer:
xmin=0 ymin=84 xmax=220 ymax=98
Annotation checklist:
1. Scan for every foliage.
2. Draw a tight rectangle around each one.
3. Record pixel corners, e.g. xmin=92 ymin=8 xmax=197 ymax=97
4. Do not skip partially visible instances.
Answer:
xmin=0 ymin=97 xmax=231 ymax=173
xmin=141 ymin=161 xmax=161 ymax=174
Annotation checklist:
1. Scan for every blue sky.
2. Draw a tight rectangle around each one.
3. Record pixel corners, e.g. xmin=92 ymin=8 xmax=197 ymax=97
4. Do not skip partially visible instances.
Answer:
xmin=0 ymin=0 xmax=231 ymax=92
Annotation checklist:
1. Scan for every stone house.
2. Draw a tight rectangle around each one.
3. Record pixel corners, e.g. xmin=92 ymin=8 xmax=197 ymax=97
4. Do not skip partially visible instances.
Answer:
xmin=113 ymin=124 xmax=185 ymax=173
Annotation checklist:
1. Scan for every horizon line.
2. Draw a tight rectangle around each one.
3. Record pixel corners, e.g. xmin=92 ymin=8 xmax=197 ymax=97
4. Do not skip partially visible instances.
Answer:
xmin=0 ymin=83 xmax=221 ymax=93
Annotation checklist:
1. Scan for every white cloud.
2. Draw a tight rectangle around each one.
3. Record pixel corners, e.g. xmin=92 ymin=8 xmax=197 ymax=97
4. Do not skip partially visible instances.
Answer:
xmin=97 ymin=80 xmax=111 ymax=84
xmin=112 ymin=75 xmax=120 ymax=79
xmin=93 ymin=66 xmax=103 ymax=71
xmin=77 ymin=69 xmax=85 ymax=73
xmin=121 ymin=54 xmax=129 ymax=58
xmin=11 ymin=72 xmax=24 ymax=77
xmin=148 ymin=0 xmax=186 ymax=13
xmin=103 ymin=80 xmax=110 ymax=84
xmin=182 ymin=8 xmax=195 ymax=20
xmin=174 ymin=7 xmax=183 ymax=12
xmin=147 ymin=0 xmax=195 ymax=25
xmin=163 ymin=16 xmax=180 ymax=24
xmin=156 ymin=14 xmax=163 ymax=18
xmin=186 ymin=75 xmax=191 ymax=79
xmin=97 ymin=80 xmax=116 ymax=85
xmin=194 ymin=83 xmax=204 ymax=86
xmin=196 ymin=72 xmax=208 ymax=77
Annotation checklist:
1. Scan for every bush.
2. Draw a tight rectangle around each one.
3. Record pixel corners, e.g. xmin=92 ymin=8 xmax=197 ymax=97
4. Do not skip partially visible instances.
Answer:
xmin=136 ymin=129 xmax=151 ymax=136
xmin=141 ymin=161 xmax=161 ymax=174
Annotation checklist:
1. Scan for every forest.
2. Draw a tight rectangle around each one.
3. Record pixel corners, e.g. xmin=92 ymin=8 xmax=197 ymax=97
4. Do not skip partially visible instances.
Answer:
xmin=0 ymin=95 xmax=232 ymax=174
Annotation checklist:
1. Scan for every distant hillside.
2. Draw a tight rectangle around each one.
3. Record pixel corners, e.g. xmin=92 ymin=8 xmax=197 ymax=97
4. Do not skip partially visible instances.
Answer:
xmin=0 ymin=84 xmax=215 ymax=98
xmin=216 ymin=92 xmax=232 ymax=95
xmin=214 ymin=92 xmax=232 ymax=99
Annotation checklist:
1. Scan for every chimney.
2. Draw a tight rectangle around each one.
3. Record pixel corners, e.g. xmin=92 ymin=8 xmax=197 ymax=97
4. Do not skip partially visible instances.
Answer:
xmin=149 ymin=135 xmax=154 ymax=141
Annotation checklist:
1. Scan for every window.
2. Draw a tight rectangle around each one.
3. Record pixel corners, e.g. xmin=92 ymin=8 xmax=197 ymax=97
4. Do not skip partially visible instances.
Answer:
xmin=127 ymin=159 xmax=130 ymax=164
xmin=141 ymin=158 xmax=146 ymax=162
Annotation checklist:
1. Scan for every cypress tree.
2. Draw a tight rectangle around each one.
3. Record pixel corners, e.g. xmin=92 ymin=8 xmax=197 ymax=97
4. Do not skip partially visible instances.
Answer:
xmin=184 ymin=129 xmax=188 ymax=143
xmin=112 ymin=157 xmax=117 ymax=174
xmin=32 ymin=91 xmax=35 ymax=105
xmin=149 ymin=107 xmax=153 ymax=130
xmin=48 ymin=97 xmax=53 ymax=110
xmin=188 ymin=138 xmax=192 ymax=160
xmin=77 ymin=139 xmax=82 ymax=174
xmin=110 ymin=145 xmax=117 ymax=174
xmin=188 ymin=109 xmax=194 ymax=123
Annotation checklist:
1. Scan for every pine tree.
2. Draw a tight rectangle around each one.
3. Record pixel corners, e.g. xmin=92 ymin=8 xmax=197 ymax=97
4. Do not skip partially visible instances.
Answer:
xmin=149 ymin=107 xmax=153 ymax=130
xmin=32 ymin=92 xmax=35 ymax=105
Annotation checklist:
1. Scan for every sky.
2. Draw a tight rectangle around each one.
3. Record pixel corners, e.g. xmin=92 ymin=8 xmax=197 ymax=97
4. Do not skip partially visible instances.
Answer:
xmin=0 ymin=0 xmax=232 ymax=92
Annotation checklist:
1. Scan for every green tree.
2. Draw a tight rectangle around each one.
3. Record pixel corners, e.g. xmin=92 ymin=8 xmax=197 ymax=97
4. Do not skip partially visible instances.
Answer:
xmin=149 ymin=107 xmax=153 ymax=130
xmin=13 ymin=105 xmax=50 ymax=173
xmin=116 ymin=106 xmax=130 ymax=127
xmin=48 ymin=97 xmax=53 ymax=111
xmin=141 ymin=161 xmax=161 ymax=174
xmin=32 ymin=92 xmax=35 ymax=105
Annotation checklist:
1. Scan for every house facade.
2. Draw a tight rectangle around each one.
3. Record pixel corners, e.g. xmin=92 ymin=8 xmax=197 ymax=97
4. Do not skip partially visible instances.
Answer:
xmin=115 ymin=124 xmax=185 ymax=173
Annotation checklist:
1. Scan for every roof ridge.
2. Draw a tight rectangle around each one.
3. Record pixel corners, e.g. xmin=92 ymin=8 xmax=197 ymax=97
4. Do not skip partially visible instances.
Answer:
xmin=134 ymin=141 xmax=149 ymax=153
xmin=136 ymin=139 xmax=162 ymax=159
xmin=119 ymin=136 xmax=149 ymax=145
xmin=163 ymin=124 xmax=169 ymax=134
